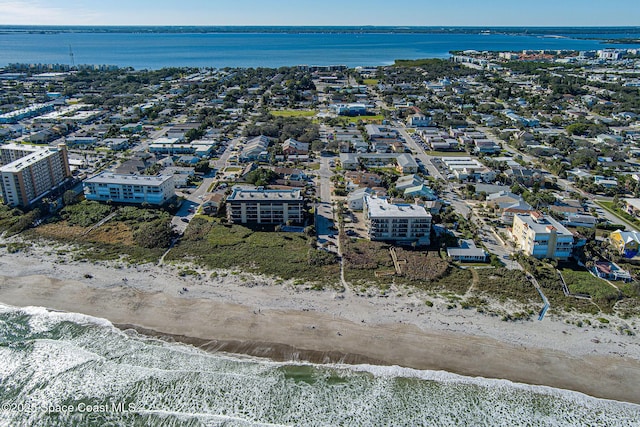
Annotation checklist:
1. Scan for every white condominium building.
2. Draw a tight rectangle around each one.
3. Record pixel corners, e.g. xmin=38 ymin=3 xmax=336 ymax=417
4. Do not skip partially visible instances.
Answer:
xmin=0 ymin=143 xmax=71 ymax=207
xmin=83 ymin=173 xmax=175 ymax=206
xmin=226 ymin=187 xmax=304 ymax=225
xmin=363 ymin=195 xmax=431 ymax=245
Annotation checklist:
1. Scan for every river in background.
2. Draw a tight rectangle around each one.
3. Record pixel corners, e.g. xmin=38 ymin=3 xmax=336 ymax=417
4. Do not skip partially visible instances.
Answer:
xmin=0 ymin=27 xmax=639 ymax=69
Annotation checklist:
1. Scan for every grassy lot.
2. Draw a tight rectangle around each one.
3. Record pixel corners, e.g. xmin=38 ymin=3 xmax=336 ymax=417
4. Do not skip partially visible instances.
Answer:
xmin=30 ymin=202 xmax=171 ymax=264
xmin=395 ymin=249 xmax=449 ymax=282
xmin=596 ymin=200 xmax=640 ymax=230
xmin=166 ymin=219 xmax=340 ymax=288
xmin=345 ymin=115 xmax=384 ymax=124
xmin=474 ymin=268 xmax=539 ymax=303
xmin=270 ymin=110 xmax=318 ymax=118
xmin=33 ymin=221 xmax=165 ymax=264
xmin=428 ymin=268 xmax=472 ymax=294
xmin=561 ymin=267 xmax=620 ymax=312
xmin=515 ymin=257 xmax=600 ymax=314
xmin=424 ymin=151 xmax=469 ymax=157
xmin=225 ymin=166 xmax=242 ymax=172
xmin=362 ymin=79 xmax=379 ymax=85
xmin=342 ymin=238 xmax=394 ymax=287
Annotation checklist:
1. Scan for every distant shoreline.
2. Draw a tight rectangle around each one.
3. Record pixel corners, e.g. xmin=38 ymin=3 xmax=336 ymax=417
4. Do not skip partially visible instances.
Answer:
xmin=0 ymin=25 xmax=639 ymax=37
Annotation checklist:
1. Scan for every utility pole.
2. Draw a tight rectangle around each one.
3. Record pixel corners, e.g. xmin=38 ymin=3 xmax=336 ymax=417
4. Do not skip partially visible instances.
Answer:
xmin=69 ymin=45 xmax=75 ymax=67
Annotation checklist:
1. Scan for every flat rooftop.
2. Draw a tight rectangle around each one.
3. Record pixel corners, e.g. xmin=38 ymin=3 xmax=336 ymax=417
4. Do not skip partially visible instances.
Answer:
xmin=516 ymin=213 xmax=572 ymax=236
xmin=85 ymin=172 xmax=172 ymax=186
xmin=227 ymin=188 xmax=303 ymax=202
xmin=0 ymin=146 xmax=58 ymax=173
xmin=365 ymin=196 xmax=430 ymax=219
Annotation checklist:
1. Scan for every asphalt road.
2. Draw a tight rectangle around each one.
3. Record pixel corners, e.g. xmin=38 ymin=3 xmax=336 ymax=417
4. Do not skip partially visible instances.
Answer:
xmin=315 ymin=155 xmax=338 ymax=252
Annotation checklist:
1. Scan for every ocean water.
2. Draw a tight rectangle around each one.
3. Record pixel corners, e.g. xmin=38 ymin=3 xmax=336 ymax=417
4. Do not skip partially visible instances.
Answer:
xmin=0 ymin=303 xmax=638 ymax=426
xmin=0 ymin=28 xmax=639 ymax=69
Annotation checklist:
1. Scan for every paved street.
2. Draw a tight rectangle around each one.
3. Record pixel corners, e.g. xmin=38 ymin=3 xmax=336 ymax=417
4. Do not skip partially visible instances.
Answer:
xmin=315 ymin=155 xmax=337 ymax=252
xmin=170 ymin=136 xmax=242 ymax=233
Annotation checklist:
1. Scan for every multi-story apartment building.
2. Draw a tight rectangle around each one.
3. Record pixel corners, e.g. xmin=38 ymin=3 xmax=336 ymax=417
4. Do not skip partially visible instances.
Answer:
xmin=512 ymin=212 xmax=574 ymax=260
xmin=226 ymin=187 xmax=304 ymax=225
xmin=363 ymin=195 xmax=431 ymax=246
xmin=83 ymin=173 xmax=175 ymax=206
xmin=0 ymin=143 xmax=71 ymax=207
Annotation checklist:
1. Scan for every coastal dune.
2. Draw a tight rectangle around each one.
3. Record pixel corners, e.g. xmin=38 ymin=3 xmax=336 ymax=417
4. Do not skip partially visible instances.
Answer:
xmin=1 ymin=271 xmax=639 ymax=404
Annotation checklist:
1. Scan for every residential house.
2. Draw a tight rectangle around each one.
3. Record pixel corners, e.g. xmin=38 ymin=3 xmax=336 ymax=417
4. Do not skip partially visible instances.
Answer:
xmin=623 ymin=198 xmax=640 ymax=217
xmin=345 ymin=171 xmax=383 ymax=188
xmin=282 ymin=138 xmax=309 ymax=155
xmin=501 ymin=202 xmax=535 ymax=224
xmin=506 ymin=166 xmax=544 ymax=187
xmin=562 ymin=213 xmax=597 ymax=228
xmin=202 ymin=192 xmax=225 ymax=215
xmin=163 ymin=166 xmax=195 ymax=188
xmin=591 ymin=261 xmax=632 ymax=282
xmin=474 ymin=139 xmax=501 ymax=154
xmin=347 ymin=187 xmax=373 ymax=211
xmin=404 ymin=184 xmax=437 ymax=200
xmin=407 ymin=114 xmax=432 ymax=127
xmin=594 ymin=176 xmax=618 ymax=189
xmin=447 ymin=239 xmax=488 ymax=262
xmin=115 ymin=154 xmax=159 ymax=175
xmin=365 ymin=124 xmax=396 ymax=139
xmin=486 ymin=191 xmax=533 ymax=223
xmin=395 ymin=174 xmax=425 ymax=192
xmin=240 ymin=135 xmax=270 ymax=162
xmin=442 ymin=157 xmax=495 ymax=182
xmin=610 ymin=229 xmax=640 ymax=258
xmin=339 ymin=153 xmax=418 ymax=174
xmin=274 ymin=167 xmax=307 ymax=182
xmin=166 ymin=122 xmax=200 ymax=139
xmin=103 ymin=138 xmax=130 ymax=151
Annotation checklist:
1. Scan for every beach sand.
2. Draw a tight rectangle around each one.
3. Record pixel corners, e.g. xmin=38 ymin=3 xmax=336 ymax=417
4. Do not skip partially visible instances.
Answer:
xmin=1 ymin=241 xmax=639 ymax=404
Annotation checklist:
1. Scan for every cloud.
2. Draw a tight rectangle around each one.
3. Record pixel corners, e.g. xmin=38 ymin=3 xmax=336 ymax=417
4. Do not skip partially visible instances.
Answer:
xmin=0 ymin=1 xmax=102 ymax=25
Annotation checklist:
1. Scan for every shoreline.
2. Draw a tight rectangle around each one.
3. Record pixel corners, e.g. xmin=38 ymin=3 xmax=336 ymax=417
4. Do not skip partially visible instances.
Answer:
xmin=1 ymin=273 xmax=640 ymax=404
xmin=1 ymin=242 xmax=640 ymax=404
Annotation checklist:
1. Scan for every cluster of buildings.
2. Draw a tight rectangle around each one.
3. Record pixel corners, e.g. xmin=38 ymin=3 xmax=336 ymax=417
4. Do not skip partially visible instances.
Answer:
xmin=441 ymin=157 xmax=496 ymax=182
xmin=415 ymin=127 xmax=500 ymax=154
xmin=2 ymin=51 xmax=640 ymax=288
xmin=339 ymin=153 xmax=418 ymax=174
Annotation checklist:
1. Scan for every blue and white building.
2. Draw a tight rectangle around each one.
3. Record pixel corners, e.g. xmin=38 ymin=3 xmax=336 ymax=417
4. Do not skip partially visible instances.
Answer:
xmin=83 ymin=173 xmax=175 ymax=206
xmin=512 ymin=212 xmax=574 ymax=260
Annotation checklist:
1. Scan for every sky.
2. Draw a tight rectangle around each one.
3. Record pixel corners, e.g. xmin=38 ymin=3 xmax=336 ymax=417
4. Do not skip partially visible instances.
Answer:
xmin=0 ymin=0 xmax=639 ymax=27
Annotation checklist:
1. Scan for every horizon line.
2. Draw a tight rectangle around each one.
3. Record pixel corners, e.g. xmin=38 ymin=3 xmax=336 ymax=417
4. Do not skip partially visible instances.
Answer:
xmin=1 ymin=24 xmax=640 ymax=28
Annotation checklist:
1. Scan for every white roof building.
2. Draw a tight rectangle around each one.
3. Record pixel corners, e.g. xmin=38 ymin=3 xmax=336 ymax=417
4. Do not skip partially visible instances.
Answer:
xmin=363 ymin=195 xmax=431 ymax=245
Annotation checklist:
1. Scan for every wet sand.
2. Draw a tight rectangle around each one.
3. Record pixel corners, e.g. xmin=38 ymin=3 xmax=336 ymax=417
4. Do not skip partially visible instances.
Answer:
xmin=1 ymin=274 xmax=639 ymax=404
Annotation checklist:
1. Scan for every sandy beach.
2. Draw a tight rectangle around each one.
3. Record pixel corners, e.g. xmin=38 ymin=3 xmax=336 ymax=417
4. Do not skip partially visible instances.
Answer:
xmin=1 ymin=238 xmax=640 ymax=404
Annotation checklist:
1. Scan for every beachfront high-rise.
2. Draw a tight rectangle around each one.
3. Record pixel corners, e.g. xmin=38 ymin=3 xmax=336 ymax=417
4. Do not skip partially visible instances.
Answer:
xmin=0 ymin=143 xmax=71 ymax=208
xmin=226 ymin=187 xmax=304 ymax=225
xmin=511 ymin=212 xmax=574 ymax=260
xmin=363 ymin=195 xmax=431 ymax=246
